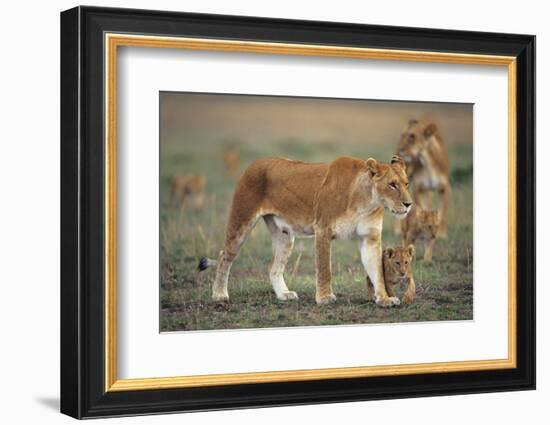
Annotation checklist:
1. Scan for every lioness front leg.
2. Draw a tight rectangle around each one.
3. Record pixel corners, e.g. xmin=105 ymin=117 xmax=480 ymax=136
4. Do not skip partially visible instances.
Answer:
xmin=438 ymin=185 xmax=450 ymax=238
xmin=423 ymin=239 xmax=435 ymax=262
xmin=314 ymin=229 xmax=336 ymax=305
xmin=360 ymin=233 xmax=400 ymax=307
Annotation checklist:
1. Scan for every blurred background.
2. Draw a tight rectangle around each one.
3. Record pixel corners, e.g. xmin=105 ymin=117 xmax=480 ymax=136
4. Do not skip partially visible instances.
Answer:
xmin=159 ymin=92 xmax=473 ymax=331
xmin=161 ymin=92 xmax=472 ymax=148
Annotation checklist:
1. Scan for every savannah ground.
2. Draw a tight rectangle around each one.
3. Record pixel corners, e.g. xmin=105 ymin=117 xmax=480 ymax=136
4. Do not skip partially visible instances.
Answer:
xmin=160 ymin=94 xmax=473 ymax=332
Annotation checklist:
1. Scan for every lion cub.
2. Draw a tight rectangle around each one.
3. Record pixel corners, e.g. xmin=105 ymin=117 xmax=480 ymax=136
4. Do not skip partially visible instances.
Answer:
xmin=367 ymin=245 xmax=416 ymax=304
xmin=402 ymin=205 xmax=440 ymax=262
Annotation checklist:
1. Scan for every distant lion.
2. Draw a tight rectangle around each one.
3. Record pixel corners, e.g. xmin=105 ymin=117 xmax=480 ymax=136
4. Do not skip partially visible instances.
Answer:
xmin=223 ymin=149 xmax=240 ymax=177
xmin=396 ymin=119 xmax=450 ymax=237
xmin=198 ymin=155 xmax=413 ymax=307
xmin=169 ymin=174 xmax=206 ymax=209
xmin=367 ymin=245 xmax=416 ymax=304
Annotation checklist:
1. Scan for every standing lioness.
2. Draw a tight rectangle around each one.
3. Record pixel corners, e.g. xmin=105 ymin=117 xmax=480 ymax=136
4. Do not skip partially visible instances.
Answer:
xmin=202 ymin=155 xmax=412 ymax=307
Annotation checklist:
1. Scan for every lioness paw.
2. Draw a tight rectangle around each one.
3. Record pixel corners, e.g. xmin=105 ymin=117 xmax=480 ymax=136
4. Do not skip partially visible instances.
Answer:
xmin=375 ymin=295 xmax=400 ymax=307
xmin=212 ymin=292 xmax=229 ymax=302
xmin=277 ymin=291 xmax=299 ymax=301
xmin=316 ymin=293 xmax=337 ymax=305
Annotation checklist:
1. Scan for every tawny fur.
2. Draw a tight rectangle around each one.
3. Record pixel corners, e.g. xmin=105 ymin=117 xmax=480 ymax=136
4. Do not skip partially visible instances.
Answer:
xmin=401 ymin=205 xmax=440 ymax=262
xmin=206 ymin=155 xmax=413 ymax=307
xmin=367 ymin=245 xmax=416 ymax=304
xmin=395 ymin=119 xmax=450 ymax=238
xmin=169 ymin=174 xmax=206 ymax=209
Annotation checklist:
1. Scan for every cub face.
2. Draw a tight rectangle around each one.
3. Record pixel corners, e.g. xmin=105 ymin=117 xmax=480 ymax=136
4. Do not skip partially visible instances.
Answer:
xmin=416 ymin=209 xmax=441 ymax=240
xmin=384 ymin=245 xmax=415 ymax=281
xmin=397 ymin=119 xmax=438 ymax=163
xmin=366 ymin=155 xmax=413 ymax=219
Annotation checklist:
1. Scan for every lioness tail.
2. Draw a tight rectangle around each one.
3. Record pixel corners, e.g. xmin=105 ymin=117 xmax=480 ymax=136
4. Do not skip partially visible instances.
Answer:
xmin=198 ymin=257 xmax=217 ymax=271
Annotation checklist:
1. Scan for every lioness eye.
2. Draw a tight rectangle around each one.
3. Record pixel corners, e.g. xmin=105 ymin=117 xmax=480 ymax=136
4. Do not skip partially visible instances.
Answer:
xmin=405 ymin=261 xmax=408 ymax=265
xmin=389 ymin=182 xmax=398 ymax=189
xmin=396 ymin=261 xmax=400 ymax=266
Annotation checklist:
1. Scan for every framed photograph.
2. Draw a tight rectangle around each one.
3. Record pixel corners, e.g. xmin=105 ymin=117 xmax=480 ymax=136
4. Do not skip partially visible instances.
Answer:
xmin=60 ymin=6 xmax=535 ymax=419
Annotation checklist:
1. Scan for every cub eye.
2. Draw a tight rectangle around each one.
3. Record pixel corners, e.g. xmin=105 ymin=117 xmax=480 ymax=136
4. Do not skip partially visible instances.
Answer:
xmin=395 ymin=261 xmax=400 ymax=266
xmin=405 ymin=261 xmax=408 ymax=265
xmin=389 ymin=182 xmax=398 ymax=189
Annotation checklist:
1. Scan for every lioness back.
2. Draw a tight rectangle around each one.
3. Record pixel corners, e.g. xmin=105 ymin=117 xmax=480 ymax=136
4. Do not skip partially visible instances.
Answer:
xmin=237 ymin=157 xmax=328 ymax=217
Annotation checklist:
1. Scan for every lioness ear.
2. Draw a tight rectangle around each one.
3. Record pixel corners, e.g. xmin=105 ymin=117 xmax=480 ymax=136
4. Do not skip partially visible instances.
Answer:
xmin=423 ymin=122 xmax=438 ymax=138
xmin=409 ymin=119 xmax=419 ymax=126
xmin=386 ymin=248 xmax=395 ymax=258
xmin=365 ymin=158 xmax=379 ymax=177
xmin=390 ymin=155 xmax=406 ymax=171
xmin=407 ymin=244 xmax=415 ymax=259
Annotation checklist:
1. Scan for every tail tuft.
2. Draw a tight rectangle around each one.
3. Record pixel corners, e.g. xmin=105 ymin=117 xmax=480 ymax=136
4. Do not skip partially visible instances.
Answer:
xmin=198 ymin=256 xmax=216 ymax=271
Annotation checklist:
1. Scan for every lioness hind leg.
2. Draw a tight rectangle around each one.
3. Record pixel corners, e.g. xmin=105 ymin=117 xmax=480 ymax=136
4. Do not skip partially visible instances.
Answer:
xmin=212 ymin=215 xmax=259 ymax=302
xmin=264 ymin=216 xmax=298 ymax=301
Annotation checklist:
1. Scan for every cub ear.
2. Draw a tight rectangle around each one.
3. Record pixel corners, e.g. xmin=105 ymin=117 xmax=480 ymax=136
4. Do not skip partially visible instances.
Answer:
xmin=365 ymin=158 xmax=379 ymax=177
xmin=390 ymin=155 xmax=406 ymax=171
xmin=407 ymin=244 xmax=415 ymax=259
xmin=423 ymin=122 xmax=438 ymax=138
xmin=386 ymin=247 xmax=395 ymax=258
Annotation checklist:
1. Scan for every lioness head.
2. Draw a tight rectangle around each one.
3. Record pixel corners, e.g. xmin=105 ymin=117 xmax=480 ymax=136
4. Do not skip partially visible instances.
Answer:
xmin=397 ymin=119 xmax=438 ymax=162
xmin=416 ymin=209 xmax=441 ymax=240
xmin=384 ymin=245 xmax=415 ymax=279
xmin=366 ymin=155 xmax=413 ymax=219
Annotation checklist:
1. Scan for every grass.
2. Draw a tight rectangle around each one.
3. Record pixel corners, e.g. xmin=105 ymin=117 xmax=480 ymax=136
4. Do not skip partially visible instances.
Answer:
xmin=160 ymin=134 xmax=473 ymax=332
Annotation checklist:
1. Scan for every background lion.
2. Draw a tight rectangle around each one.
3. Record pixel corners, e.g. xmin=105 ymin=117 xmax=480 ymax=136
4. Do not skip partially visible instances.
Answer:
xmin=169 ymin=174 xmax=206 ymax=209
xmin=396 ymin=119 xmax=450 ymax=238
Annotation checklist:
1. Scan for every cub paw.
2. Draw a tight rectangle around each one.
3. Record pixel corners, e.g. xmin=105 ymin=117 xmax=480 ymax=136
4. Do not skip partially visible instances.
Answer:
xmin=316 ymin=293 xmax=337 ymax=305
xmin=277 ymin=291 xmax=299 ymax=301
xmin=375 ymin=295 xmax=401 ymax=307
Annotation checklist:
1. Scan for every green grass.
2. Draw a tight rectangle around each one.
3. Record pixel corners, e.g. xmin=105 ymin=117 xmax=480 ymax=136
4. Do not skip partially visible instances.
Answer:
xmin=160 ymin=134 xmax=473 ymax=331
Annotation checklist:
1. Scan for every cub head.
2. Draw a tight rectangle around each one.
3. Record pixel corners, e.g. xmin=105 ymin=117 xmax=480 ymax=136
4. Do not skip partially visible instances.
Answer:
xmin=416 ymin=209 xmax=441 ymax=240
xmin=397 ymin=119 xmax=438 ymax=162
xmin=366 ymin=155 xmax=413 ymax=219
xmin=384 ymin=245 xmax=415 ymax=279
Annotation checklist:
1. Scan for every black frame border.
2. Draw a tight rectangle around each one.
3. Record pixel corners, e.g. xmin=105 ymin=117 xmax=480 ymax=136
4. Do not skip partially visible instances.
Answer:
xmin=60 ymin=6 xmax=535 ymax=419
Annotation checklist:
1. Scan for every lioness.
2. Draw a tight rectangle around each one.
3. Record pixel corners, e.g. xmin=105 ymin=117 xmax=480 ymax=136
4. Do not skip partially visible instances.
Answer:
xmin=367 ymin=245 xmax=416 ymax=304
xmin=199 ymin=155 xmax=413 ymax=306
xmin=402 ymin=205 xmax=440 ymax=262
xmin=169 ymin=174 xmax=206 ymax=209
xmin=396 ymin=119 xmax=450 ymax=237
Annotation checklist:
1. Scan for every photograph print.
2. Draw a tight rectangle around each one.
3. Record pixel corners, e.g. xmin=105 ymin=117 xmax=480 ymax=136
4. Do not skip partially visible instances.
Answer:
xmin=159 ymin=92 xmax=473 ymax=332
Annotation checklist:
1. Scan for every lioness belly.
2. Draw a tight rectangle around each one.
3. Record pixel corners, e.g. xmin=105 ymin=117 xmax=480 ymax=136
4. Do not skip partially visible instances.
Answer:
xmin=416 ymin=167 xmax=444 ymax=191
xmin=272 ymin=215 xmax=314 ymax=238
